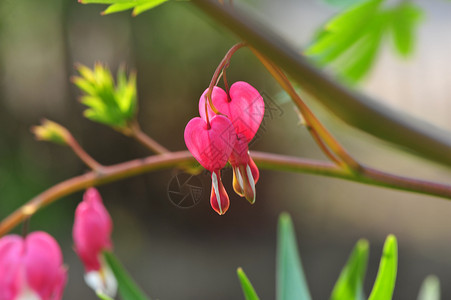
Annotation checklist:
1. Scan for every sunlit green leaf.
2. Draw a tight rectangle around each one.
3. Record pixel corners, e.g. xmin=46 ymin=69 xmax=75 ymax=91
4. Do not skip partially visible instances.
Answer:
xmin=79 ymin=0 xmax=169 ymax=15
xmin=330 ymin=239 xmax=369 ymax=300
xmin=132 ymin=0 xmax=168 ymax=15
xmin=306 ymin=0 xmax=423 ymax=83
xmin=103 ymin=251 xmax=151 ymax=300
xmin=390 ymin=2 xmax=424 ymax=57
xmin=277 ymin=213 xmax=311 ymax=300
xmin=73 ymin=63 xmax=137 ymax=130
xmin=417 ymin=275 xmax=440 ymax=300
xmin=368 ymin=235 xmax=398 ymax=300
xmin=102 ymin=3 xmax=137 ymax=15
xmin=336 ymin=13 xmax=387 ymax=82
xmin=237 ymin=268 xmax=260 ymax=300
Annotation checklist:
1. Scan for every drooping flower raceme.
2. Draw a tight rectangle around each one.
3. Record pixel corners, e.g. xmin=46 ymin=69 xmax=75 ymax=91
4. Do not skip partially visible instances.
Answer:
xmin=0 ymin=231 xmax=67 ymax=300
xmin=73 ymin=188 xmax=117 ymax=297
xmin=185 ymin=81 xmax=264 ymax=214
xmin=199 ymin=82 xmax=264 ymax=204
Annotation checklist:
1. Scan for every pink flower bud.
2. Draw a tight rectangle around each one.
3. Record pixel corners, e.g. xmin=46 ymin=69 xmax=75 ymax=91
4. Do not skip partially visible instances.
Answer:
xmin=73 ymin=188 xmax=117 ymax=297
xmin=0 ymin=231 xmax=67 ymax=300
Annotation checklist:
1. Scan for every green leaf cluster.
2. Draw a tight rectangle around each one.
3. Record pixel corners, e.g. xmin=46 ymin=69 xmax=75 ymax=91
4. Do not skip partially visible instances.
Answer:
xmin=238 ymin=214 xmax=431 ymax=300
xmin=73 ymin=64 xmax=137 ymax=131
xmin=79 ymin=0 xmax=169 ymax=16
xmin=305 ymin=0 xmax=424 ymax=83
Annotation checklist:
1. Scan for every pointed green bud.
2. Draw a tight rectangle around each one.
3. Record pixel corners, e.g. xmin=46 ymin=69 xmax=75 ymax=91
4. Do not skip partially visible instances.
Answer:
xmin=31 ymin=119 xmax=71 ymax=145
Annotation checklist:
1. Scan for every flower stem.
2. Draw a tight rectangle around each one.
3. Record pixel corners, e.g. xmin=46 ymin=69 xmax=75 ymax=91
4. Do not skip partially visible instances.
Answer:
xmin=129 ymin=121 xmax=170 ymax=154
xmin=251 ymin=48 xmax=361 ymax=172
xmin=1 ymin=151 xmax=451 ymax=237
xmin=67 ymin=135 xmax=105 ymax=171
xmin=205 ymin=42 xmax=246 ymax=116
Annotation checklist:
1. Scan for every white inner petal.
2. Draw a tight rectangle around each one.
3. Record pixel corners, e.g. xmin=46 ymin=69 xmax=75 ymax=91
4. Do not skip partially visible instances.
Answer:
xmin=246 ymin=164 xmax=256 ymax=203
xmin=84 ymin=259 xmax=117 ymax=298
xmin=212 ymin=172 xmax=222 ymax=214
xmin=236 ymin=167 xmax=244 ymax=191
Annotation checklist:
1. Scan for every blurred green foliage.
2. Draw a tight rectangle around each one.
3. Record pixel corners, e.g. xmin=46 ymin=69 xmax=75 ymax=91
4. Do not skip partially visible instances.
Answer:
xmin=306 ymin=0 xmax=424 ymax=83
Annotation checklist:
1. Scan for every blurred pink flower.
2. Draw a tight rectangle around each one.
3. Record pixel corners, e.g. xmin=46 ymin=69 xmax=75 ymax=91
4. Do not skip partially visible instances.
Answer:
xmin=73 ymin=188 xmax=116 ymax=297
xmin=0 ymin=231 xmax=67 ymax=300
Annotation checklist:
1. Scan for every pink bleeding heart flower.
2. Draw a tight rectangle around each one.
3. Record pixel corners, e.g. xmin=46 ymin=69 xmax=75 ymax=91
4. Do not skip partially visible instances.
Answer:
xmin=199 ymin=82 xmax=264 ymax=203
xmin=73 ymin=188 xmax=117 ymax=297
xmin=0 ymin=231 xmax=67 ymax=300
xmin=184 ymin=115 xmax=237 ymax=215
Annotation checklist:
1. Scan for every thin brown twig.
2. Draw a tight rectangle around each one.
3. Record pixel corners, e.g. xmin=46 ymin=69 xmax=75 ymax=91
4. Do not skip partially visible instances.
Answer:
xmin=67 ymin=135 xmax=105 ymax=171
xmin=2 ymin=150 xmax=451 ymax=237
xmin=129 ymin=121 xmax=170 ymax=154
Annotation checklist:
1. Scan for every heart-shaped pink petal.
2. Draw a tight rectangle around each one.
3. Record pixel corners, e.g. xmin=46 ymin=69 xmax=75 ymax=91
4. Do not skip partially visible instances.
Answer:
xmin=184 ymin=115 xmax=236 ymax=171
xmin=199 ymin=82 xmax=264 ymax=143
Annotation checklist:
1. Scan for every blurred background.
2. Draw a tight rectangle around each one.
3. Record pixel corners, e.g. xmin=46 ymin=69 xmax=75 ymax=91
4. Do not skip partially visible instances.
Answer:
xmin=1 ymin=0 xmax=451 ymax=298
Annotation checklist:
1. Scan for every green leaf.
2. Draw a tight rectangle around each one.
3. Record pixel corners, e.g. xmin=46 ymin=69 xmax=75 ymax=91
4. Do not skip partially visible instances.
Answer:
xmin=103 ymin=251 xmax=151 ymax=300
xmin=102 ymin=3 xmax=137 ymax=15
xmin=132 ymin=0 xmax=168 ymax=16
xmin=390 ymin=3 xmax=424 ymax=57
xmin=417 ymin=275 xmax=440 ymax=300
xmin=330 ymin=239 xmax=369 ymax=300
xmin=237 ymin=268 xmax=260 ymax=300
xmin=336 ymin=13 xmax=387 ymax=82
xmin=368 ymin=235 xmax=398 ymax=300
xmin=73 ymin=63 xmax=137 ymax=130
xmin=79 ymin=0 xmax=169 ymax=15
xmin=305 ymin=0 xmax=385 ymax=81
xmin=277 ymin=213 xmax=311 ymax=300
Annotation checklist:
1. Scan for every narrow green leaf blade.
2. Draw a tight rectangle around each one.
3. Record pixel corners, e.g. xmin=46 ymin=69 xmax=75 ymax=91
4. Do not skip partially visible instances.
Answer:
xmin=277 ymin=213 xmax=311 ymax=300
xmin=237 ymin=268 xmax=260 ymax=300
xmin=330 ymin=239 xmax=369 ymax=300
xmin=417 ymin=275 xmax=440 ymax=300
xmin=103 ymin=251 xmax=151 ymax=300
xmin=368 ymin=235 xmax=398 ymax=300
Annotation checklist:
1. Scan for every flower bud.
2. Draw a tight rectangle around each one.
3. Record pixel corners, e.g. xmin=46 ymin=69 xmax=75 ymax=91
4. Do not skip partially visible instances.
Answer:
xmin=0 ymin=231 xmax=67 ymax=300
xmin=73 ymin=188 xmax=117 ymax=297
xmin=31 ymin=119 xmax=70 ymax=145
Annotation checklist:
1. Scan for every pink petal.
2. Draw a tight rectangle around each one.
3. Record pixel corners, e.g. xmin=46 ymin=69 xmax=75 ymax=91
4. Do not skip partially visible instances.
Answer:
xmin=184 ymin=115 xmax=236 ymax=172
xmin=24 ymin=231 xmax=67 ymax=300
xmin=199 ymin=82 xmax=264 ymax=143
xmin=0 ymin=235 xmax=22 ymax=300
